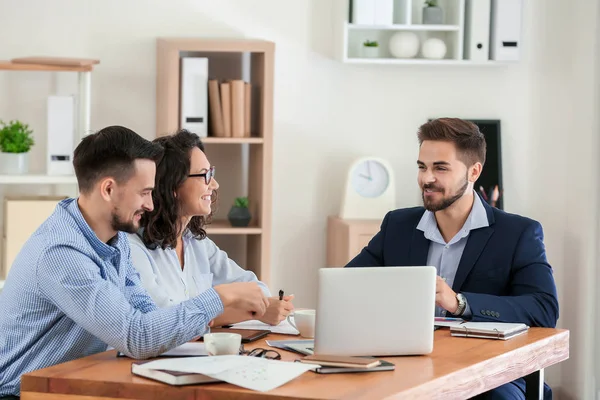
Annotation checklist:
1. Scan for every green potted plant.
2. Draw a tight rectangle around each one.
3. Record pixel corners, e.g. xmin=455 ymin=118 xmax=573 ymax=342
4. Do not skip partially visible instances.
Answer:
xmin=423 ymin=0 xmax=443 ymax=25
xmin=228 ymin=196 xmax=251 ymax=227
xmin=0 ymin=120 xmax=35 ymax=174
xmin=362 ymin=40 xmax=379 ymax=58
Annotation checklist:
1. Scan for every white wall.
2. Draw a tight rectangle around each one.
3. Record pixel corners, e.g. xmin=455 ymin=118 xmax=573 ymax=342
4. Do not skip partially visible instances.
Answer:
xmin=0 ymin=0 xmax=598 ymax=397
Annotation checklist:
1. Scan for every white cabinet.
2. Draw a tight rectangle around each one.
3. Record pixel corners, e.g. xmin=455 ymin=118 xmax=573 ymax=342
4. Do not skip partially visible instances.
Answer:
xmin=334 ymin=0 xmax=522 ymax=65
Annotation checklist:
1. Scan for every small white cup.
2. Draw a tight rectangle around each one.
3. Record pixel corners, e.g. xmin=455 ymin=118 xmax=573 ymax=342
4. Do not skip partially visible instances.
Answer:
xmin=287 ymin=309 xmax=316 ymax=338
xmin=204 ymin=333 xmax=242 ymax=356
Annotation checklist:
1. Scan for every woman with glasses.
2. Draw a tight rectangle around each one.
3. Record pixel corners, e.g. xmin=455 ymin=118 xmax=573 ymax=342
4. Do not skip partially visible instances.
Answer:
xmin=128 ymin=129 xmax=294 ymax=326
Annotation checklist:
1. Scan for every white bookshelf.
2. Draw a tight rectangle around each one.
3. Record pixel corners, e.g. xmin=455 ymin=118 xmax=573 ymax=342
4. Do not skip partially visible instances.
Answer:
xmin=334 ymin=0 xmax=504 ymax=65
xmin=0 ymin=59 xmax=96 ymax=186
xmin=0 ymin=59 xmax=96 ymax=278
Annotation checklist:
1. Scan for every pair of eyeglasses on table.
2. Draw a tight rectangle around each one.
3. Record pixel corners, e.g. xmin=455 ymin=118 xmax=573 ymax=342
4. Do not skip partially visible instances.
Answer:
xmin=239 ymin=345 xmax=281 ymax=360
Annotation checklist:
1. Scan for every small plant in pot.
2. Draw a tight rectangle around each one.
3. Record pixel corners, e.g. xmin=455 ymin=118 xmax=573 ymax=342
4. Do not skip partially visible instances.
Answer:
xmin=228 ymin=196 xmax=252 ymax=227
xmin=362 ymin=40 xmax=379 ymax=58
xmin=423 ymin=0 xmax=444 ymax=25
xmin=0 ymin=120 xmax=35 ymax=175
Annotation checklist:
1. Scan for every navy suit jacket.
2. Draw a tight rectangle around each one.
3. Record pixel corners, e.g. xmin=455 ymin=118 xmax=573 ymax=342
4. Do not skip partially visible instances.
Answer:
xmin=346 ymin=198 xmax=559 ymax=328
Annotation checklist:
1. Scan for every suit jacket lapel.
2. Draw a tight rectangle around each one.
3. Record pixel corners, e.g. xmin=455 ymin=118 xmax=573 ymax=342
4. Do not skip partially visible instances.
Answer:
xmin=409 ymin=229 xmax=430 ymax=266
xmin=452 ymin=193 xmax=497 ymax=291
xmin=452 ymin=226 xmax=494 ymax=292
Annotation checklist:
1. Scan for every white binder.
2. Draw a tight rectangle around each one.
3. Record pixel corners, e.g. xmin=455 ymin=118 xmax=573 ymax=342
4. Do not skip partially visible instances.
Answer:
xmin=180 ymin=57 xmax=208 ymax=137
xmin=373 ymin=0 xmax=394 ymax=26
xmin=351 ymin=0 xmax=375 ymax=25
xmin=490 ymin=0 xmax=523 ymax=61
xmin=464 ymin=0 xmax=491 ymax=62
xmin=47 ymin=95 xmax=75 ymax=176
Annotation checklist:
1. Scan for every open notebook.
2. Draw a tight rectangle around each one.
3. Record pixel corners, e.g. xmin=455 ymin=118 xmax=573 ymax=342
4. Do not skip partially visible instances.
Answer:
xmin=450 ymin=322 xmax=529 ymax=340
xmin=229 ymin=319 xmax=299 ymax=335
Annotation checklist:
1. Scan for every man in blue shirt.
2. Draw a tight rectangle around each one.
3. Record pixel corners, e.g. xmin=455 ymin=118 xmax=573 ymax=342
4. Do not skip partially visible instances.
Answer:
xmin=0 ymin=126 xmax=268 ymax=399
xmin=347 ymin=118 xmax=558 ymax=399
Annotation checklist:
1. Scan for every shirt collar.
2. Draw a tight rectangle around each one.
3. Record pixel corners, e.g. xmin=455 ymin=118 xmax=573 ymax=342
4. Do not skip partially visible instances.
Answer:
xmin=416 ymin=190 xmax=489 ymax=243
xmin=183 ymin=229 xmax=195 ymax=240
xmin=63 ymin=198 xmax=121 ymax=259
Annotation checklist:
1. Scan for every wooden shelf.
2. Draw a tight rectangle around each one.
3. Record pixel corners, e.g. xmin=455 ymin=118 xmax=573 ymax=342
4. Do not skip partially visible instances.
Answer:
xmin=0 ymin=174 xmax=78 ymax=184
xmin=0 ymin=61 xmax=94 ymax=72
xmin=156 ymin=38 xmax=274 ymax=54
xmin=157 ymin=38 xmax=274 ymax=285
xmin=202 ymin=137 xmax=264 ymax=144
xmin=205 ymin=220 xmax=262 ymax=235
xmin=348 ymin=23 xmax=460 ymax=32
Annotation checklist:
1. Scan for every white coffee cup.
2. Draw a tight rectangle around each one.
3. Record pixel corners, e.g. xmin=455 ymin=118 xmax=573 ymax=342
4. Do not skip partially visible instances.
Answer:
xmin=287 ymin=309 xmax=316 ymax=338
xmin=203 ymin=333 xmax=242 ymax=356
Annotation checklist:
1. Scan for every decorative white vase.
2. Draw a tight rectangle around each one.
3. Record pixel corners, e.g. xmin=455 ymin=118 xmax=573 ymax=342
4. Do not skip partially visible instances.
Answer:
xmin=0 ymin=152 xmax=29 ymax=174
xmin=389 ymin=32 xmax=420 ymax=59
xmin=362 ymin=46 xmax=380 ymax=58
xmin=422 ymin=38 xmax=447 ymax=59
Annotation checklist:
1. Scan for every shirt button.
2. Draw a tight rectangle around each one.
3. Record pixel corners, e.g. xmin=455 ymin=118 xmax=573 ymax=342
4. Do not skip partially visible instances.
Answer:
xmin=444 ymin=245 xmax=449 ymax=249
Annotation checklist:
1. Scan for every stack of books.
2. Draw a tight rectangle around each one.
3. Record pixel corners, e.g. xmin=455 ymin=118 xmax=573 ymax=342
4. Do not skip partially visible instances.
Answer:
xmin=207 ymin=79 xmax=251 ymax=138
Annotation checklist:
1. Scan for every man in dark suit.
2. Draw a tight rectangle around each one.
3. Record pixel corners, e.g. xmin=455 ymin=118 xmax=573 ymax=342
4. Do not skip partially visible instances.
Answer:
xmin=346 ymin=118 xmax=558 ymax=399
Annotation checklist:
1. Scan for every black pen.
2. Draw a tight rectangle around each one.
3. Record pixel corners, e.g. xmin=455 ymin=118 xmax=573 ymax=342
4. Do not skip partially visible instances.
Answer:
xmin=279 ymin=289 xmax=284 ymax=301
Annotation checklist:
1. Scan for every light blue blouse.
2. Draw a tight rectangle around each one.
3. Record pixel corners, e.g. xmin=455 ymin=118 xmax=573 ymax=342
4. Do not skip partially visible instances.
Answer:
xmin=128 ymin=232 xmax=271 ymax=308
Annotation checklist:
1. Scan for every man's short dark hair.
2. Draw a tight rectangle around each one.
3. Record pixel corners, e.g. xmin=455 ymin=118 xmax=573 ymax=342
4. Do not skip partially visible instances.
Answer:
xmin=73 ymin=125 xmax=164 ymax=193
xmin=417 ymin=118 xmax=486 ymax=167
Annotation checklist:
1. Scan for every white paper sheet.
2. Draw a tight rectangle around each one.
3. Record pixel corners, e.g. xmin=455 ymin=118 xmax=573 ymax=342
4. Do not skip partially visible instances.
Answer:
xmin=434 ymin=321 xmax=467 ymax=328
xmin=118 ymin=342 xmax=208 ymax=358
xmin=139 ymin=355 xmax=317 ymax=392
xmin=160 ymin=342 xmax=208 ymax=357
xmin=230 ymin=319 xmax=299 ymax=335
xmin=434 ymin=317 xmax=466 ymax=328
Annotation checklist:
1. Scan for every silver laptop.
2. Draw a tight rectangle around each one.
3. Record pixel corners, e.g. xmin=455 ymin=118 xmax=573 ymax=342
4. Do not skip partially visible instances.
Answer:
xmin=312 ymin=266 xmax=436 ymax=356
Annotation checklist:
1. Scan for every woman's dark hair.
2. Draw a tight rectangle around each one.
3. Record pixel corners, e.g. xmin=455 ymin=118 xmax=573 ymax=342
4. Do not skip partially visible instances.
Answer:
xmin=140 ymin=129 xmax=217 ymax=249
xmin=73 ymin=125 xmax=164 ymax=194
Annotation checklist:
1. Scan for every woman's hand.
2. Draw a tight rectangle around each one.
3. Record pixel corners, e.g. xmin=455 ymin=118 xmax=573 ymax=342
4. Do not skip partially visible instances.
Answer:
xmin=258 ymin=295 xmax=295 ymax=326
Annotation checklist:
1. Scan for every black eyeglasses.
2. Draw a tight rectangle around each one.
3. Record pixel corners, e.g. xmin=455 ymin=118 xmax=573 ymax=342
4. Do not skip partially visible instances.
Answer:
xmin=188 ymin=166 xmax=215 ymax=185
xmin=240 ymin=346 xmax=281 ymax=360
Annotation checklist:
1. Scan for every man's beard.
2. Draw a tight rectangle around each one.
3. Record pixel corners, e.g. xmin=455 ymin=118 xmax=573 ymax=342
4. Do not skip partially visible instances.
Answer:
xmin=422 ymin=175 xmax=469 ymax=212
xmin=111 ymin=209 xmax=143 ymax=233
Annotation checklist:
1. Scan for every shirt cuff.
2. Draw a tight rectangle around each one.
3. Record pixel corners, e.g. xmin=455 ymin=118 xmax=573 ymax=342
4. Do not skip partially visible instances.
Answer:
xmin=462 ymin=300 xmax=473 ymax=319
xmin=192 ymin=287 xmax=224 ymax=322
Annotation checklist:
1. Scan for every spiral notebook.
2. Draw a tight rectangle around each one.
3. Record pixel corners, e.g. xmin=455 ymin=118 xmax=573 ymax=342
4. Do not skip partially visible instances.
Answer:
xmin=450 ymin=322 xmax=529 ymax=340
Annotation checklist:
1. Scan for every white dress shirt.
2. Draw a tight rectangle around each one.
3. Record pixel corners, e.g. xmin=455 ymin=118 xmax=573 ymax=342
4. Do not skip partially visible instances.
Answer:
xmin=416 ymin=191 xmax=489 ymax=317
xmin=128 ymin=231 xmax=271 ymax=308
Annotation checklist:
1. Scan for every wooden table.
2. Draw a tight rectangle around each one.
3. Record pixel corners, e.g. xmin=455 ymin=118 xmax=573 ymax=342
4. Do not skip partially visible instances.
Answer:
xmin=21 ymin=328 xmax=569 ymax=400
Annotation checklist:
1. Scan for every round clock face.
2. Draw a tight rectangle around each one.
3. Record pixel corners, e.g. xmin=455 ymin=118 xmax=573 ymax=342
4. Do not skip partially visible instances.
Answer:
xmin=351 ymin=160 xmax=390 ymax=198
